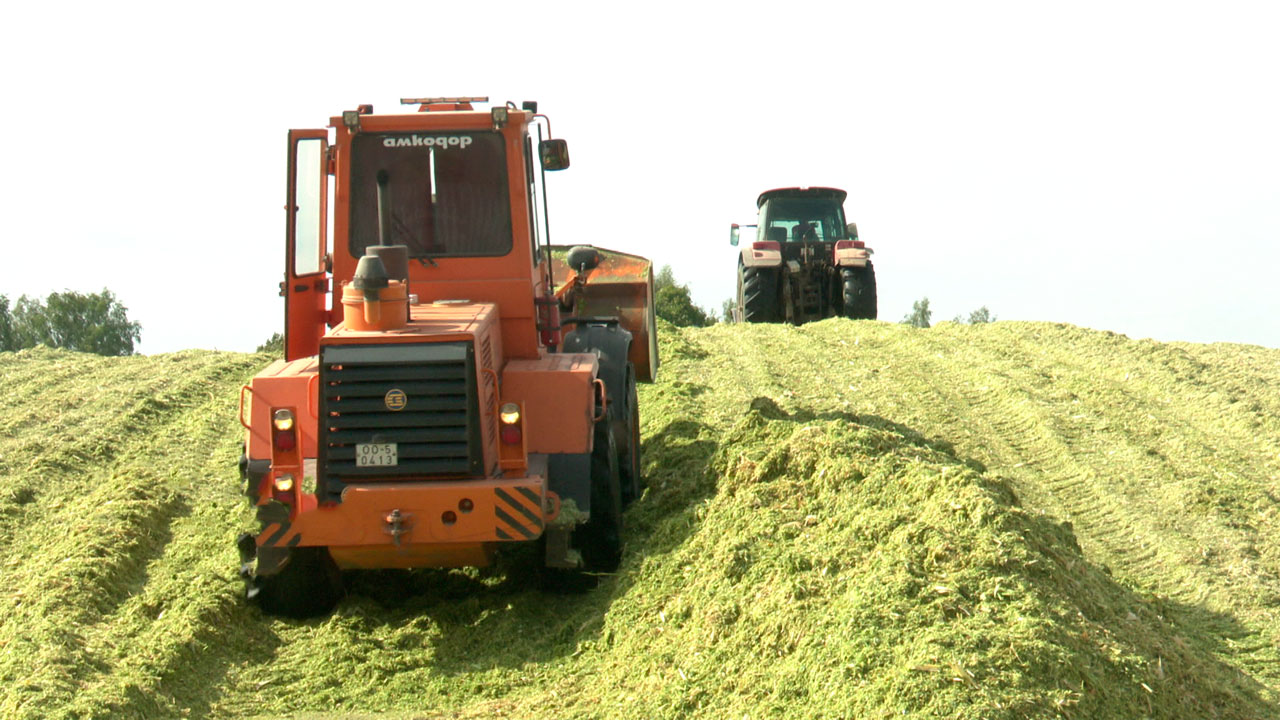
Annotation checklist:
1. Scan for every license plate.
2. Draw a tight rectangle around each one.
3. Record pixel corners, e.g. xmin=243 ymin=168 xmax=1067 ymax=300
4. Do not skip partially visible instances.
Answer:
xmin=356 ymin=442 xmax=398 ymax=467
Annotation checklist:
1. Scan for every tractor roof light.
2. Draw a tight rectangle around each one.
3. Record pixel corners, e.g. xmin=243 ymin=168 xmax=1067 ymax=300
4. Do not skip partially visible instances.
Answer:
xmin=491 ymin=106 xmax=509 ymax=130
xmin=342 ymin=110 xmax=362 ymax=133
xmin=273 ymin=409 xmax=295 ymax=431
xmin=499 ymin=403 xmax=521 ymax=425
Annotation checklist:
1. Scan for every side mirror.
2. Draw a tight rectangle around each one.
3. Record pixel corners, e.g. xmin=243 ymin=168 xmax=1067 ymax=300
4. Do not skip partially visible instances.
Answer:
xmin=846 ymin=222 xmax=859 ymax=240
xmin=539 ymin=139 xmax=570 ymax=171
xmin=730 ymin=223 xmax=740 ymax=246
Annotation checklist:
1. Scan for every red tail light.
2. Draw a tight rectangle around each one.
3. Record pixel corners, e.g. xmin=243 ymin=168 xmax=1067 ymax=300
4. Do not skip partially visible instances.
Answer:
xmin=501 ymin=425 xmax=522 ymax=445
xmin=751 ymin=241 xmax=781 ymax=251
xmin=274 ymin=429 xmax=297 ymax=452
xmin=835 ymin=240 xmax=866 ymax=250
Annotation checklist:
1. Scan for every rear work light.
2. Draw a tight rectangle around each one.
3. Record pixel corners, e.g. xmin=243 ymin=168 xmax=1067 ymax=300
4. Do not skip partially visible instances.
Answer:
xmin=271 ymin=408 xmax=298 ymax=451
xmin=751 ymin=241 xmax=781 ymax=251
xmin=499 ymin=402 xmax=523 ymax=445
xmin=500 ymin=403 xmax=521 ymax=425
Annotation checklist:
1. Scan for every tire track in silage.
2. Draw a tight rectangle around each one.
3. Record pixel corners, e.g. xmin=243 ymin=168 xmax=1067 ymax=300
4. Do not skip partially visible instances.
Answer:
xmin=799 ymin=323 xmax=1195 ymax=602
xmin=0 ymin=352 xmax=266 ymax=720
xmin=57 ymin=353 xmax=265 ymax=720
xmin=978 ymin=327 xmax=1280 ymax=682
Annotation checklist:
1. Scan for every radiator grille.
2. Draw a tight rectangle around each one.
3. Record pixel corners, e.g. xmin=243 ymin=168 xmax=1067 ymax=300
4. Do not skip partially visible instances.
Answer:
xmin=317 ymin=342 xmax=483 ymax=499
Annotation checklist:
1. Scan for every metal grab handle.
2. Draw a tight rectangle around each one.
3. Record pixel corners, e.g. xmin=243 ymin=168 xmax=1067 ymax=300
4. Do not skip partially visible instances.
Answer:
xmin=307 ymin=374 xmax=319 ymax=419
xmin=593 ymin=378 xmax=608 ymax=422
xmin=238 ymin=385 xmax=253 ymax=430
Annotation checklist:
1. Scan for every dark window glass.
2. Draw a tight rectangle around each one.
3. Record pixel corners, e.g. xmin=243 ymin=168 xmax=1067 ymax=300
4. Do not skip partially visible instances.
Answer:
xmin=349 ymin=132 xmax=512 ymax=258
xmin=761 ymin=197 xmax=848 ymax=243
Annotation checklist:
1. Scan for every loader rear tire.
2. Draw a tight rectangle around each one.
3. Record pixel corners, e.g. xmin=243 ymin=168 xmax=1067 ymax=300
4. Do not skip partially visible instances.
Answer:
xmin=842 ymin=265 xmax=878 ymax=320
xmin=739 ymin=263 xmax=780 ymax=323
xmin=253 ymin=547 xmax=343 ymax=618
xmin=581 ymin=423 xmax=624 ymax=573
xmin=540 ymin=423 xmax=624 ymax=592
xmin=618 ymin=364 xmax=642 ymax=507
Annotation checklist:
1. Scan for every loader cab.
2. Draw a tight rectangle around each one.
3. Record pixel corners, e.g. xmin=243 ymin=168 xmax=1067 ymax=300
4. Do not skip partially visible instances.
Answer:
xmin=283 ymin=98 xmax=566 ymax=362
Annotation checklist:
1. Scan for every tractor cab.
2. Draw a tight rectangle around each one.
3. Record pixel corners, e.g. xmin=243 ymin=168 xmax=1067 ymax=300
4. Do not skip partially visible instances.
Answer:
xmin=758 ymin=187 xmax=851 ymax=246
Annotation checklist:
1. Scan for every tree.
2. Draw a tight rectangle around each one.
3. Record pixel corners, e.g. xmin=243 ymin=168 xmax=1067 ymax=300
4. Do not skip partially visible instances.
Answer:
xmin=967 ymin=306 xmax=996 ymax=324
xmin=257 ymin=333 xmax=284 ymax=355
xmin=0 ymin=295 xmax=13 ymax=352
xmin=652 ymin=265 xmax=715 ymax=327
xmin=721 ymin=297 xmax=736 ymax=323
xmin=952 ymin=306 xmax=997 ymax=324
xmin=654 ymin=265 xmax=677 ymax=292
xmin=7 ymin=289 xmax=142 ymax=356
xmin=902 ymin=297 xmax=932 ymax=328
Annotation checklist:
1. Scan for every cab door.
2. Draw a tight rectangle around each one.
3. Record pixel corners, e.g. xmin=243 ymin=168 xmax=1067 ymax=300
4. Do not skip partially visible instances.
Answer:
xmin=284 ymin=129 xmax=330 ymax=360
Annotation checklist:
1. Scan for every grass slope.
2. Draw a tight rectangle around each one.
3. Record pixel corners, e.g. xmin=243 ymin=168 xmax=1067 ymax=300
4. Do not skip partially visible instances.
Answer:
xmin=0 ymin=321 xmax=1278 ymax=719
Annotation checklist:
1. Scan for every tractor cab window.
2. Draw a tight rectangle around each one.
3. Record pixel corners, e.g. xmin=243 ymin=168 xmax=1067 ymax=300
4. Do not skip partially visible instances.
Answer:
xmin=349 ymin=132 xmax=513 ymax=258
xmin=760 ymin=197 xmax=848 ymax=243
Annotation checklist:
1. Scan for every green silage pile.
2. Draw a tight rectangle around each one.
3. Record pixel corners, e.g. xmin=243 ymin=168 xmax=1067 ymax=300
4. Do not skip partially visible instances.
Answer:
xmin=1 ymin=321 xmax=1279 ymax=719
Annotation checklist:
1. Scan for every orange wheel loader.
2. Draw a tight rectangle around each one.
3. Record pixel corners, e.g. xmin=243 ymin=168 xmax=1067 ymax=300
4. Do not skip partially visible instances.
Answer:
xmin=235 ymin=97 xmax=659 ymax=617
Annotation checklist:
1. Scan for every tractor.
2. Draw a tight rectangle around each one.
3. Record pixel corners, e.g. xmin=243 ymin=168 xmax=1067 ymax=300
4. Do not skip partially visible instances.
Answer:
xmin=236 ymin=97 xmax=658 ymax=616
xmin=731 ymin=187 xmax=877 ymax=323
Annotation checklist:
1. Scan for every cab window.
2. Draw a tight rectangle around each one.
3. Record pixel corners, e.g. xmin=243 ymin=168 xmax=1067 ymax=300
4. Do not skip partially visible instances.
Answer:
xmin=349 ymin=132 xmax=513 ymax=258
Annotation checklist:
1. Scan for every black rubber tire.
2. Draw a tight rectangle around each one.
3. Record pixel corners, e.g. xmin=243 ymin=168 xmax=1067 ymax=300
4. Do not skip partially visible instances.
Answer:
xmin=842 ymin=265 xmax=878 ymax=320
xmin=580 ymin=423 xmax=623 ymax=573
xmin=738 ymin=263 xmax=780 ymax=323
xmin=253 ymin=547 xmax=343 ymax=618
xmin=617 ymin=363 xmax=642 ymax=507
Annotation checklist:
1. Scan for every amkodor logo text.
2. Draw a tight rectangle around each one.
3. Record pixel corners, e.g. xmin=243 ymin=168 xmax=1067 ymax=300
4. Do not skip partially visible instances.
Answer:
xmin=382 ymin=135 xmax=474 ymax=149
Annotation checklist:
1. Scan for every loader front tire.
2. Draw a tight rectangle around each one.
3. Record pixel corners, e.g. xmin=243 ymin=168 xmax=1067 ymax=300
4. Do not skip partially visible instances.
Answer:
xmin=842 ymin=265 xmax=878 ymax=320
xmin=253 ymin=547 xmax=343 ymax=619
xmin=739 ymin=263 xmax=780 ymax=323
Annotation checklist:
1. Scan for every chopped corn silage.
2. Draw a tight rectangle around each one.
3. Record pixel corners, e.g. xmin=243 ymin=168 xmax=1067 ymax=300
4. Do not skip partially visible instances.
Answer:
xmin=1 ymin=318 xmax=1278 ymax=719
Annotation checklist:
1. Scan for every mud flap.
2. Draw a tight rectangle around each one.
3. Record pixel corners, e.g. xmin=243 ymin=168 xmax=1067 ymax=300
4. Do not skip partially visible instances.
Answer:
xmin=544 ymin=527 xmax=581 ymax=568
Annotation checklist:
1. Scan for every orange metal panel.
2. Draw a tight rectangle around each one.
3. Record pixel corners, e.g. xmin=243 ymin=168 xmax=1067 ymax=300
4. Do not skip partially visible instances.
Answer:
xmin=324 ymin=300 xmax=498 ymax=344
xmin=244 ymin=357 xmax=319 ymax=461
xmin=258 ymin=476 xmax=554 ymax=553
xmin=501 ymin=354 xmax=598 ymax=454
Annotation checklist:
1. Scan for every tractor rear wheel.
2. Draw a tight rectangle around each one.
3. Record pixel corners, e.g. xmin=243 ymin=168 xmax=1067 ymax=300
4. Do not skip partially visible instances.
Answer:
xmin=738 ymin=263 xmax=780 ymax=323
xmin=842 ymin=265 xmax=878 ymax=320
xmin=252 ymin=547 xmax=343 ymax=618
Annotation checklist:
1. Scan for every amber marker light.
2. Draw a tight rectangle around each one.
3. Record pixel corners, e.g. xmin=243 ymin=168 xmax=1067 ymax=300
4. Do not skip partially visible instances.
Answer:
xmin=273 ymin=409 xmax=295 ymax=431
xmin=274 ymin=474 xmax=295 ymax=492
xmin=499 ymin=403 xmax=520 ymax=425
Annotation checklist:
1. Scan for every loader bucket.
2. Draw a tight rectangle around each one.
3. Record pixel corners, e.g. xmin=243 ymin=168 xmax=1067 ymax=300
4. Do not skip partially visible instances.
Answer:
xmin=551 ymin=245 xmax=660 ymax=382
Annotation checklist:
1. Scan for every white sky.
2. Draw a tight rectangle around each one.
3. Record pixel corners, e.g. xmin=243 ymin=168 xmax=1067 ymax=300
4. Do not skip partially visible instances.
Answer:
xmin=2 ymin=1 xmax=1277 ymax=353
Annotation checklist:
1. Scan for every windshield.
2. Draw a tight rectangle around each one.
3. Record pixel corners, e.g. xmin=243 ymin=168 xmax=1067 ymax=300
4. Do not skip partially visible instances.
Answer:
xmin=759 ymin=197 xmax=847 ymax=243
xmin=349 ymin=132 xmax=512 ymax=258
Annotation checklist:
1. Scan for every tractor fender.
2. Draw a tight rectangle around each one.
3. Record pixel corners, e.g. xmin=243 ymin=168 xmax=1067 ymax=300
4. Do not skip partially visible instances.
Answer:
xmin=834 ymin=245 xmax=873 ymax=268
xmin=740 ymin=246 xmax=783 ymax=269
